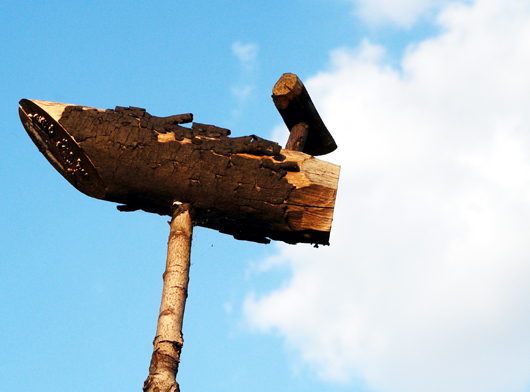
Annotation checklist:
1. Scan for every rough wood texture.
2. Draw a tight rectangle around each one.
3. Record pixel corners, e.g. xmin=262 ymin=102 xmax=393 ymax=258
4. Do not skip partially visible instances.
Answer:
xmin=143 ymin=204 xmax=193 ymax=392
xmin=19 ymin=98 xmax=340 ymax=245
xmin=272 ymin=73 xmax=337 ymax=156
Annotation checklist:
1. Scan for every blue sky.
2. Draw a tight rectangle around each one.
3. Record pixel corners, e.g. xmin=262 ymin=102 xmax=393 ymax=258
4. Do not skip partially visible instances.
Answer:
xmin=3 ymin=1 xmax=530 ymax=392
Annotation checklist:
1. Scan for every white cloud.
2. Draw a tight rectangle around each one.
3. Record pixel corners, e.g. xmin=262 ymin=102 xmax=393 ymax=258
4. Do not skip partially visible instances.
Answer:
xmin=245 ymin=0 xmax=530 ymax=391
xmin=232 ymin=41 xmax=259 ymax=70
xmin=348 ymin=0 xmax=454 ymax=27
xmin=230 ymin=42 xmax=259 ymax=116
xmin=230 ymin=84 xmax=255 ymax=101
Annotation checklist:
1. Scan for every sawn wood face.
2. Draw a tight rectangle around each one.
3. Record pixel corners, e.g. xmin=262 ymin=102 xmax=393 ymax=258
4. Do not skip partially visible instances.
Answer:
xmin=19 ymin=99 xmax=340 ymax=245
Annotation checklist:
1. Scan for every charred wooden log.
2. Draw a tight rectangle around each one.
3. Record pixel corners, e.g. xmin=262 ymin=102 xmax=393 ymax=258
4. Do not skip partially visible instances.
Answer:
xmin=272 ymin=73 xmax=337 ymax=156
xmin=19 ymin=99 xmax=339 ymax=245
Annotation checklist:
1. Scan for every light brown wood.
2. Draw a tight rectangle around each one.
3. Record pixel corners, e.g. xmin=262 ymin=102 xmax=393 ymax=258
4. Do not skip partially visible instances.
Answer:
xmin=272 ymin=73 xmax=304 ymax=105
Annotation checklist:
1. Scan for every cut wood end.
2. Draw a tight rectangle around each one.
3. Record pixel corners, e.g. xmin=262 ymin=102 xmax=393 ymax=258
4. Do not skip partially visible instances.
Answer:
xmin=18 ymin=99 xmax=107 ymax=199
xmin=27 ymin=100 xmax=105 ymax=122
xmin=272 ymin=73 xmax=303 ymax=97
xmin=27 ymin=100 xmax=71 ymax=122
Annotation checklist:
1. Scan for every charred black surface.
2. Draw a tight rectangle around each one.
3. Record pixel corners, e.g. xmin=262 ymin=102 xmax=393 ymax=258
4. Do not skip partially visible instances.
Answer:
xmin=55 ymin=105 xmax=307 ymax=244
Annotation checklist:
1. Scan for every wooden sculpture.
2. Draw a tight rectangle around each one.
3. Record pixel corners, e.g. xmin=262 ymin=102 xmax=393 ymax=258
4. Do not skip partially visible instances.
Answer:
xmin=19 ymin=73 xmax=340 ymax=391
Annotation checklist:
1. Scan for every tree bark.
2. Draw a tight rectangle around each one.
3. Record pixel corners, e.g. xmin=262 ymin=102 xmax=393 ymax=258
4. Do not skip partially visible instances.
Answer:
xmin=19 ymin=99 xmax=340 ymax=245
xmin=143 ymin=203 xmax=194 ymax=392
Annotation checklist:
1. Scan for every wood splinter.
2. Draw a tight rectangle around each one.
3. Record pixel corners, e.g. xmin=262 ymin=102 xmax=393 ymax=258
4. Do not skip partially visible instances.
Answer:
xmin=143 ymin=203 xmax=194 ymax=392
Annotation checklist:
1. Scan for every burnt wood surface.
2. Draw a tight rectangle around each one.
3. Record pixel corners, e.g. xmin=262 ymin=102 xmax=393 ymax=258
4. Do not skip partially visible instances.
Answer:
xmin=19 ymin=99 xmax=339 ymax=245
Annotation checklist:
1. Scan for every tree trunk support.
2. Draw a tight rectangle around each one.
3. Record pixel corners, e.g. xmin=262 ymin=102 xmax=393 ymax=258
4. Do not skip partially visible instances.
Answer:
xmin=285 ymin=122 xmax=309 ymax=151
xmin=143 ymin=203 xmax=194 ymax=392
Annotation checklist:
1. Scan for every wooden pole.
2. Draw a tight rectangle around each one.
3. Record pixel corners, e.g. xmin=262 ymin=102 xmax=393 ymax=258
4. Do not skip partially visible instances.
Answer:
xmin=143 ymin=203 xmax=194 ymax=392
